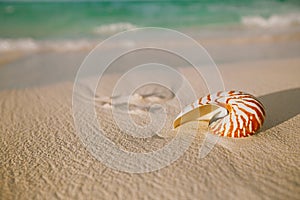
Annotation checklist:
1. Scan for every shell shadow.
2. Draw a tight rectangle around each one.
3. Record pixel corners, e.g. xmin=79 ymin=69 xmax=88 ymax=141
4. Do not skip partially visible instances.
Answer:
xmin=258 ymin=88 xmax=300 ymax=130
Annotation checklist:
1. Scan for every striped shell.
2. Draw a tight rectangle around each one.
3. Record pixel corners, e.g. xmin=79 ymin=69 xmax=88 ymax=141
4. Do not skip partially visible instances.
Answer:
xmin=173 ymin=91 xmax=266 ymax=138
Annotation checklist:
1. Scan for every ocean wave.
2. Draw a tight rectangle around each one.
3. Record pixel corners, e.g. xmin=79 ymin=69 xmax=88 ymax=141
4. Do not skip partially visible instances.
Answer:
xmin=93 ymin=23 xmax=137 ymax=35
xmin=242 ymin=13 xmax=300 ymax=28
xmin=0 ymin=38 xmax=39 ymax=52
xmin=0 ymin=38 xmax=95 ymax=53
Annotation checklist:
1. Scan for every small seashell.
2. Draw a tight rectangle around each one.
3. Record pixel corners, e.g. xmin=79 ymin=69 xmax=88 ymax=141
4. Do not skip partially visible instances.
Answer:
xmin=173 ymin=91 xmax=266 ymax=138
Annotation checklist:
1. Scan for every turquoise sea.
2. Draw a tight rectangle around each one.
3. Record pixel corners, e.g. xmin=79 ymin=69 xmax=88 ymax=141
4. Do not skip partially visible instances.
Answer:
xmin=1 ymin=0 xmax=300 ymax=39
xmin=1 ymin=0 xmax=300 ymax=53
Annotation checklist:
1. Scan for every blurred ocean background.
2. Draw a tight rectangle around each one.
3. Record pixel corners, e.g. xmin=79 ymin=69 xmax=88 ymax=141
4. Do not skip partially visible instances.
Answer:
xmin=1 ymin=0 xmax=300 ymax=90
xmin=1 ymin=0 xmax=300 ymax=52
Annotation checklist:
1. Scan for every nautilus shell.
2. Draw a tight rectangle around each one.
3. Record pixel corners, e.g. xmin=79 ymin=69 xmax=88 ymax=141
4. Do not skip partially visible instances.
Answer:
xmin=173 ymin=91 xmax=265 ymax=138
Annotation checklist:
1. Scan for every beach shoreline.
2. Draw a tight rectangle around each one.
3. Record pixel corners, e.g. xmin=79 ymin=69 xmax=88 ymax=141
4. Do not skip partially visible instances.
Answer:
xmin=1 ymin=0 xmax=300 ymax=198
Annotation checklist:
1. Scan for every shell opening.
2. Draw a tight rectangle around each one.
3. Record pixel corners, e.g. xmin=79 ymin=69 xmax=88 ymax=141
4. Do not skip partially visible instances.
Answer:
xmin=173 ymin=104 xmax=227 ymax=129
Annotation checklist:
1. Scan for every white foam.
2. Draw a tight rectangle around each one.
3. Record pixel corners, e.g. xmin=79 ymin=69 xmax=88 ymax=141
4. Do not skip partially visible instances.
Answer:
xmin=0 ymin=23 xmax=138 ymax=53
xmin=0 ymin=38 xmax=95 ymax=53
xmin=0 ymin=38 xmax=39 ymax=52
xmin=93 ymin=22 xmax=137 ymax=34
xmin=44 ymin=39 xmax=93 ymax=52
xmin=242 ymin=13 xmax=300 ymax=28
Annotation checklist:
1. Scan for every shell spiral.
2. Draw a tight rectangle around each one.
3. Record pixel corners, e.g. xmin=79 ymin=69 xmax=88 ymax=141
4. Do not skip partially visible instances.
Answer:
xmin=173 ymin=91 xmax=266 ymax=138
xmin=199 ymin=91 xmax=265 ymax=137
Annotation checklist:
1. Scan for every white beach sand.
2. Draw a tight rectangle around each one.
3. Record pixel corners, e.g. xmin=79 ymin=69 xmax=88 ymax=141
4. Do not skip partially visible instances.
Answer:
xmin=0 ymin=28 xmax=300 ymax=199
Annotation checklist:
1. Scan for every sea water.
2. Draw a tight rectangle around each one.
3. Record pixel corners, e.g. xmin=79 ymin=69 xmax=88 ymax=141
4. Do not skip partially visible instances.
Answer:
xmin=1 ymin=1 xmax=300 ymax=41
